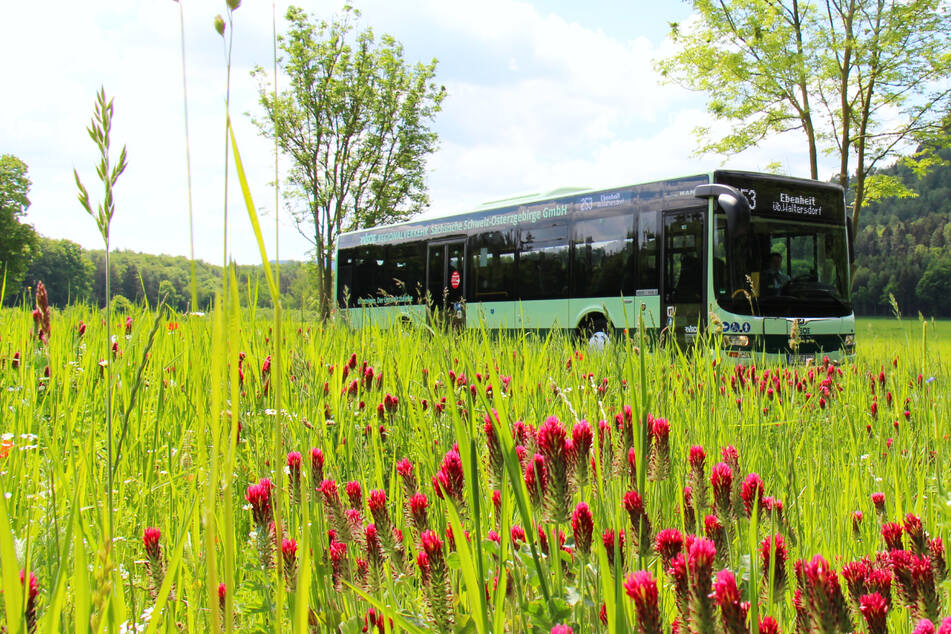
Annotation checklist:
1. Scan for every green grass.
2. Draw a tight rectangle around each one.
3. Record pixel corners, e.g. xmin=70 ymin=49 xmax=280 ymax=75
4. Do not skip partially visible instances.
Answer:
xmin=0 ymin=306 xmax=948 ymax=632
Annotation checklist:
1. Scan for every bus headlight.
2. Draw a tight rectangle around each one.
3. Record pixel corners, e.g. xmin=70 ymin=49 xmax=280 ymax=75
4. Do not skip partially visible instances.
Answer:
xmin=844 ymin=334 xmax=855 ymax=346
xmin=724 ymin=335 xmax=750 ymax=347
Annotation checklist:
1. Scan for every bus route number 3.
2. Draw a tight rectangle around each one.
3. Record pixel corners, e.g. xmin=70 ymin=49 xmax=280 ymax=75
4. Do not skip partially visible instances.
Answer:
xmin=724 ymin=321 xmax=751 ymax=333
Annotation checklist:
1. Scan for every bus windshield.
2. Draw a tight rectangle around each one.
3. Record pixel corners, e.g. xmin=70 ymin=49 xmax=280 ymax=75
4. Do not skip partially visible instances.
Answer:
xmin=714 ymin=214 xmax=852 ymax=317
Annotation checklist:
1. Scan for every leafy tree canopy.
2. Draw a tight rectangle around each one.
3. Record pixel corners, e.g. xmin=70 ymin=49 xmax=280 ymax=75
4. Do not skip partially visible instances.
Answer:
xmin=657 ymin=0 xmax=951 ymax=230
xmin=252 ymin=5 xmax=445 ymax=318
xmin=0 ymin=154 xmax=38 ymax=303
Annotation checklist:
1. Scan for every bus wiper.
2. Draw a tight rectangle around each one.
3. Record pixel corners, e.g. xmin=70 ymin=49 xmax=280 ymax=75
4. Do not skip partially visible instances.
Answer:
xmin=792 ymin=286 xmax=849 ymax=312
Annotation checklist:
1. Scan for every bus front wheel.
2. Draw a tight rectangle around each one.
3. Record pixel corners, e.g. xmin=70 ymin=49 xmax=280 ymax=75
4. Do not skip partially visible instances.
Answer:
xmin=581 ymin=315 xmax=611 ymax=350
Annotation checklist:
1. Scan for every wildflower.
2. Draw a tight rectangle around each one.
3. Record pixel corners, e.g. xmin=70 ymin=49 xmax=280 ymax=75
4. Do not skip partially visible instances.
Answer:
xmin=713 ymin=569 xmax=746 ymax=634
xmin=904 ymin=513 xmax=928 ymax=555
xmin=395 ymin=457 xmax=417 ymax=496
xmin=287 ymin=452 xmax=302 ymax=505
xmin=329 ymin=540 xmax=348 ymax=589
xmin=33 ymin=282 xmax=51 ymax=345
xmin=345 ymin=481 xmax=362 ymax=510
xmin=492 ymin=490 xmax=502 ymax=514
xmin=143 ymin=527 xmax=164 ymax=598
xmin=928 ymin=537 xmax=946 ymax=582
xmin=571 ymin=420 xmax=593 ymax=487
xmin=760 ymin=534 xmax=788 ymax=595
xmin=682 ymin=486 xmax=696 ymax=533
xmin=409 ymin=493 xmax=429 ymax=532
xmin=872 ymin=492 xmax=886 ymax=522
xmin=647 ymin=417 xmax=670 ymax=481
xmin=261 ymin=355 xmax=271 ymax=394
xmin=537 ymin=416 xmax=571 ymax=523
xmin=799 ymin=554 xmax=852 ymax=633
xmin=686 ymin=538 xmax=717 ymax=632
xmin=704 ymin=515 xmax=727 ymax=564
xmin=308 ymin=449 xmax=325 ymax=493
xmin=740 ymin=473 xmax=764 ymax=518
xmin=484 ymin=412 xmax=504 ymax=489
xmin=571 ymin=502 xmax=593 ymax=556
xmin=217 ymin=582 xmax=227 ymax=614
xmin=246 ymin=479 xmax=274 ymax=528
xmin=710 ymin=462 xmax=734 ymax=524
xmin=623 ymin=490 xmax=652 ymax=554
xmin=524 ymin=453 xmax=547 ymax=507
xmin=282 ymin=538 xmax=298 ymax=590
xmin=654 ymin=528 xmax=684 ymax=569
xmin=246 ymin=478 xmax=275 ymax=568
xmin=624 ymin=570 xmax=662 ymax=634
xmin=602 ymin=528 xmax=625 ymax=569
xmin=364 ymin=524 xmax=385 ymax=584
xmin=859 ymin=592 xmax=888 ymax=634
xmin=687 ymin=446 xmax=708 ymax=513
xmin=433 ymin=449 xmax=465 ymax=508
xmin=758 ymin=615 xmax=780 ymax=634
xmin=914 ymin=620 xmax=936 ymax=634
xmin=20 ymin=569 xmax=38 ymax=634
xmin=550 ymin=626 xmax=573 ymax=634
xmin=852 ymin=510 xmax=864 ymax=536
xmin=881 ymin=522 xmax=903 ymax=551
xmin=419 ymin=530 xmax=453 ymax=630
xmin=627 ymin=447 xmax=639 ymax=489
xmin=319 ymin=480 xmax=351 ymax=541
xmin=510 ymin=525 xmax=526 ymax=548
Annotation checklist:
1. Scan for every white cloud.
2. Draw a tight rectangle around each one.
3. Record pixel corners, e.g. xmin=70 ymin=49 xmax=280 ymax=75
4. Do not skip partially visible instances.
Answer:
xmin=0 ymin=0 xmax=832 ymax=267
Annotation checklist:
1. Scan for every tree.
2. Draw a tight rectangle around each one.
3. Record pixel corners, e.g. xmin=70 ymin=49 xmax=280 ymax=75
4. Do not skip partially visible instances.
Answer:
xmin=24 ymin=237 xmax=95 ymax=307
xmin=0 ymin=154 xmax=38 ymax=303
xmin=657 ymin=0 xmax=951 ymax=230
xmin=253 ymin=6 xmax=445 ymax=318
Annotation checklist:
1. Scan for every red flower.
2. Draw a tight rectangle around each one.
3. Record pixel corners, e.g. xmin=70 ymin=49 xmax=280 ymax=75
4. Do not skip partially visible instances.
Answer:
xmin=345 ymin=481 xmax=363 ymax=509
xmin=409 ymin=493 xmax=429 ymax=531
xmin=433 ymin=449 xmax=465 ymax=504
xmin=143 ymin=527 xmax=162 ymax=561
xmin=881 ymin=522 xmax=904 ymax=551
xmin=510 ymin=525 xmax=526 ymax=547
xmin=757 ymin=615 xmax=780 ymax=634
xmin=654 ymin=528 xmax=683 ymax=568
xmin=740 ymin=473 xmax=764 ymax=517
xmin=550 ymin=626 xmax=573 ymax=634
xmin=571 ymin=502 xmax=593 ymax=556
xmin=246 ymin=479 xmax=274 ymax=527
xmin=624 ymin=570 xmax=662 ymax=634
xmin=713 ymin=569 xmax=745 ymax=634
xmin=859 ymin=592 xmax=889 ymax=634
xmin=602 ymin=528 xmax=625 ymax=569
xmin=688 ymin=445 xmax=706 ymax=470
xmin=760 ymin=534 xmax=788 ymax=594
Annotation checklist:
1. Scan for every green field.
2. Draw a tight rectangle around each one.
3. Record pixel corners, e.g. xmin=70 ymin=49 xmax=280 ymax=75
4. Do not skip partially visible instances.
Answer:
xmin=0 ymin=302 xmax=949 ymax=633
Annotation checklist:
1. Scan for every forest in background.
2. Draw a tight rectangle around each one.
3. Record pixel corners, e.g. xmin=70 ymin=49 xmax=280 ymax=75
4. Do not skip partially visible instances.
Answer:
xmin=6 ymin=148 xmax=951 ymax=317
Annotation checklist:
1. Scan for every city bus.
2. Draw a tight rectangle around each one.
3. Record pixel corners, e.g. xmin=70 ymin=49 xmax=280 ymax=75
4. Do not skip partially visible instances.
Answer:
xmin=335 ymin=170 xmax=856 ymax=362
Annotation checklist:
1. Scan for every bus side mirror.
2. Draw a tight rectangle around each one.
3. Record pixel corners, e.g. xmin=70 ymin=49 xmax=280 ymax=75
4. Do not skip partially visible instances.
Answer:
xmin=846 ymin=214 xmax=855 ymax=265
xmin=693 ymin=184 xmax=751 ymax=241
xmin=695 ymin=184 xmax=751 ymax=295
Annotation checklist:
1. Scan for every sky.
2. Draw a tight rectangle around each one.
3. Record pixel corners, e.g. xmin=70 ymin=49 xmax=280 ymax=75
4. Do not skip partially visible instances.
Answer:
xmin=1 ymin=0 xmax=836 ymax=265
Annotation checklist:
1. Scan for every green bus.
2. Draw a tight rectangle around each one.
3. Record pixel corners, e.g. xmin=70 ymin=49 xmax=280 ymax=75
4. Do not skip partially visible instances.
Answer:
xmin=336 ymin=170 xmax=856 ymax=362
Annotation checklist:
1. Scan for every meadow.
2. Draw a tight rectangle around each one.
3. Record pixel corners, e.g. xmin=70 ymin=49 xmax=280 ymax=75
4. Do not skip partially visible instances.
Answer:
xmin=0 ymin=298 xmax=949 ymax=634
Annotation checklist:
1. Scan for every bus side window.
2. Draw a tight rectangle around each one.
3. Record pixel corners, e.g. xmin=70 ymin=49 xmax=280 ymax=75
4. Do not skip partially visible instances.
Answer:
xmin=636 ymin=211 xmax=659 ymax=291
xmin=472 ymin=231 xmax=515 ymax=300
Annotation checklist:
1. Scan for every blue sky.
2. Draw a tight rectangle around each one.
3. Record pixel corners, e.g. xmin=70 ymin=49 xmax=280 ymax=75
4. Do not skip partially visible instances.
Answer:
xmin=0 ymin=1 xmax=826 ymax=265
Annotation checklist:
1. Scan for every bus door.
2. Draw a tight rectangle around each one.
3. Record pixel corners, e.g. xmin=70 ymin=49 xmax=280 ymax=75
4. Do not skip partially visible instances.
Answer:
xmin=427 ymin=240 xmax=466 ymax=328
xmin=661 ymin=209 xmax=706 ymax=347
